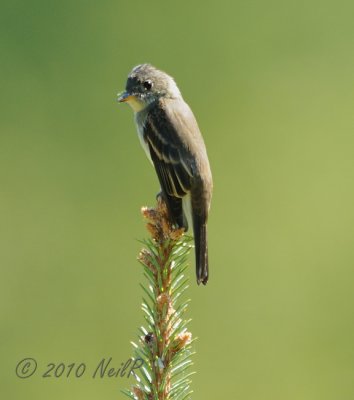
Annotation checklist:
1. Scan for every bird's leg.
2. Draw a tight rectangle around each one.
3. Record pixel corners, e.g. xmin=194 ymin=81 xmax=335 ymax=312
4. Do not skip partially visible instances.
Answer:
xmin=156 ymin=190 xmax=164 ymax=202
xmin=156 ymin=190 xmax=186 ymax=231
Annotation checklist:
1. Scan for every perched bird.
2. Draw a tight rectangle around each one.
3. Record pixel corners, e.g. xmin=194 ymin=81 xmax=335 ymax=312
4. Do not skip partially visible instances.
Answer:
xmin=118 ymin=64 xmax=213 ymax=285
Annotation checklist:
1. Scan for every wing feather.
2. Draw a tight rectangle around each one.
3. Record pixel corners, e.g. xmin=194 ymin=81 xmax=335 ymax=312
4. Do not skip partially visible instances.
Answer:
xmin=143 ymin=104 xmax=194 ymax=199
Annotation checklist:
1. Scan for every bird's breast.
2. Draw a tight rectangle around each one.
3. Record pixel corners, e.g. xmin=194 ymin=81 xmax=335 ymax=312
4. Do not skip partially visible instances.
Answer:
xmin=134 ymin=112 xmax=152 ymax=164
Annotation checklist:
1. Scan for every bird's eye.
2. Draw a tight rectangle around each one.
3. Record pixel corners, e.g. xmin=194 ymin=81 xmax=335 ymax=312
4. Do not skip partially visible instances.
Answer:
xmin=143 ymin=80 xmax=153 ymax=90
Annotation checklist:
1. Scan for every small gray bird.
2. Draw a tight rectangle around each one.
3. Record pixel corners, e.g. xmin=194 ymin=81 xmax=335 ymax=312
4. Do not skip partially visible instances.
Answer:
xmin=118 ymin=64 xmax=213 ymax=285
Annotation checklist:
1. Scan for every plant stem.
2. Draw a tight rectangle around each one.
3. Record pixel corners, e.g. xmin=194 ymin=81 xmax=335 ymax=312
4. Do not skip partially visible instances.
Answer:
xmin=123 ymin=198 xmax=194 ymax=400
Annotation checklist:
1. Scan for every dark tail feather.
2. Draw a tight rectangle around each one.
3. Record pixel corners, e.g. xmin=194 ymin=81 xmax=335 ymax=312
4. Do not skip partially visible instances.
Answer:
xmin=193 ymin=217 xmax=208 ymax=285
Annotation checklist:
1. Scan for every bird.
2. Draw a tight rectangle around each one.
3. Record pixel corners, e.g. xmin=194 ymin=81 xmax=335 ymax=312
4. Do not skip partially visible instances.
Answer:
xmin=118 ymin=64 xmax=213 ymax=285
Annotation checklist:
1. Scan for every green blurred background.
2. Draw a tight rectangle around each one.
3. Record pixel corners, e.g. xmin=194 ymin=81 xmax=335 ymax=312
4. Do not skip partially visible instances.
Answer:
xmin=1 ymin=1 xmax=354 ymax=399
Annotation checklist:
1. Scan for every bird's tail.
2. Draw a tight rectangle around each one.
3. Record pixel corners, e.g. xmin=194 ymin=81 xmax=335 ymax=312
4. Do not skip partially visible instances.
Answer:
xmin=193 ymin=216 xmax=208 ymax=285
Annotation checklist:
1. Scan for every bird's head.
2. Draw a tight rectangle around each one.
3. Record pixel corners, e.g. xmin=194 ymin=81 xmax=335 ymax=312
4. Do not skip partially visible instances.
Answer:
xmin=117 ymin=64 xmax=181 ymax=112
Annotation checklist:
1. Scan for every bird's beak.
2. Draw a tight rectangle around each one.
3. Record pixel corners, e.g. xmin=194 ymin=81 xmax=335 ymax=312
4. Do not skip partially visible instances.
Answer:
xmin=117 ymin=91 xmax=145 ymax=112
xmin=117 ymin=91 xmax=133 ymax=103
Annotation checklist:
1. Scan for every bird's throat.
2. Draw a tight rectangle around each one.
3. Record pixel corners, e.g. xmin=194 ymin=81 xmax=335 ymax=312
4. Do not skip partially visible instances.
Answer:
xmin=126 ymin=96 xmax=146 ymax=112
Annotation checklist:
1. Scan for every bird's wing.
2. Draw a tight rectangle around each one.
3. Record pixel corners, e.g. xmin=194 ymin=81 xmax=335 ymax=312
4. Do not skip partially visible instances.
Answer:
xmin=143 ymin=100 xmax=196 ymax=199
xmin=142 ymin=99 xmax=200 ymax=229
